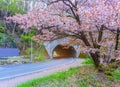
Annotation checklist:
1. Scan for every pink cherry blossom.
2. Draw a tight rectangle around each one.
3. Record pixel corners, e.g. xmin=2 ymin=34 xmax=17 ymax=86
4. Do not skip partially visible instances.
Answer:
xmin=7 ymin=0 xmax=120 ymax=66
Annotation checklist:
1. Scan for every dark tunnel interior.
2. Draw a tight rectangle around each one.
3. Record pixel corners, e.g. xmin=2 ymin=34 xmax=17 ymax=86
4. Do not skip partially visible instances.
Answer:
xmin=52 ymin=45 xmax=76 ymax=59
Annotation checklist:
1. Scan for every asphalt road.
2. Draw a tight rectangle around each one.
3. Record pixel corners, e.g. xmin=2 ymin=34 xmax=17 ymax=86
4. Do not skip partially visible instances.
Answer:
xmin=0 ymin=58 xmax=84 ymax=81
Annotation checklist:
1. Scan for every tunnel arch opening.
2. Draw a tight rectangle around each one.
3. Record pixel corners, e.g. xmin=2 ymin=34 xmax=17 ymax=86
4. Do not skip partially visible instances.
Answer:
xmin=52 ymin=45 xmax=77 ymax=59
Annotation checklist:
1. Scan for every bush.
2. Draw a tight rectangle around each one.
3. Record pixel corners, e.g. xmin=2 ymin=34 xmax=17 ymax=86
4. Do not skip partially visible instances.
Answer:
xmin=112 ymin=70 xmax=120 ymax=82
xmin=82 ymin=58 xmax=94 ymax=65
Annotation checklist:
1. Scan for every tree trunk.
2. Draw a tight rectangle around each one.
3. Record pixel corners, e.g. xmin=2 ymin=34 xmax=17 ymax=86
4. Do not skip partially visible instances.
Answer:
xmin=80 ymin=32 xmax=91 ymax=46
xmin=90 ymin=51 xmax=100 ymax=68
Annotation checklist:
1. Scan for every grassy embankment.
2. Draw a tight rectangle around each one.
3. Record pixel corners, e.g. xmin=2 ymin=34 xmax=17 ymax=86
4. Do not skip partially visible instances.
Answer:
xmin=17 ymin=58 xmax=120 ymax=87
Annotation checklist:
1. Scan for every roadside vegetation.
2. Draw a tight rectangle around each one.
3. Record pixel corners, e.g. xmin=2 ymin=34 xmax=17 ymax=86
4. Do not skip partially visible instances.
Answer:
xmin=82 ymin=57 xmax=94 ymax=65
xmin=0 ymin=0 xmax=49 ymax=63
xmin=16 ymin=58 xmax=120 ymax=87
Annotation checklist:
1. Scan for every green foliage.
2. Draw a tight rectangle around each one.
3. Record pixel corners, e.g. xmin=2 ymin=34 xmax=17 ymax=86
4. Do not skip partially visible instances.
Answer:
xmin=112 ymin=70 xmax=120 ymax=82
xmin=22 ymin=43 xmax=48 ymax=62
xmin=17 ymin=66 xmax=116 ymax=87
xmin=105 ymin=69 xmax=120 ymax=83
xmin=0 ymin=31 xmax=17 ymax=47
xmin=104 ymin=68 xmax=115 ymax=76
xmin=100 ymin=46 xmax=105 ymax=51
xmin=0 ymin=0 xmax=24 ymax=48
xmin=16 ymin=65 xmax=120 ymax=87
xmin=82 ymin=58 xmax=94 ymax=65
xmin=79 ymin=52 xmax=88 ymax=58
xmin=33 ymin=43 xmax=48 ymax=62
xmin=35 ymin=53 xmax=45 ymax=61
xmin=20 ymin=29 xmax=36 ymax=52
xmin=16 ymin=67 xmax=78 ymax=87
xmin=28 ymin=28 xmax=37 ymax=37
xmin=21 ymin=35 xmax=31 ymax=42
xmin=0 ymin=24 xmax=5 ymax=33
xmin=0 ymin=33 xmax=4 ymax=41
xmin=0 ymin=0 xmax=24 ymax=14
xmin=77 ymin=79 xmax=88 ymax=87
xmin=21 ymin=29 xmax=36 ymax=42
xmin=104 ymin=67 xmax=120 ymax=83
xmin=0 ymin=24 xmax=5 ymax=44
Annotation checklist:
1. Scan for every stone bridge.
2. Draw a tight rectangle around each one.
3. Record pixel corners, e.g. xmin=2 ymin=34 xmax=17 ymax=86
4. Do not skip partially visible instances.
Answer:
xmin=44 ymin=38 xmax=81 ymax=59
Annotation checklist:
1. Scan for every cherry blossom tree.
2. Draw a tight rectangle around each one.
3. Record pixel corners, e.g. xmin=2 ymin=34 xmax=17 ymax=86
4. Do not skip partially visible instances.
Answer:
xmin=7 ymin=0 xmax=120 ymax=68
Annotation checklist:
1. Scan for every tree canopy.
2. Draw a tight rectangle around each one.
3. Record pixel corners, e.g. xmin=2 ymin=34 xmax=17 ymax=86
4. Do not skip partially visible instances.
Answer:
xmin=7 ymin=0 xmax=120 ymax=67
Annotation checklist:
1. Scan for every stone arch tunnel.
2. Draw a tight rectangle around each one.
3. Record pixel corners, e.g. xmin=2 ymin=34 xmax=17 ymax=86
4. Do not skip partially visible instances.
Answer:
xmin=44 ymin=38 xmax=81 ymax=59
xmin=52 ymin=45 xmax=77 ymax=59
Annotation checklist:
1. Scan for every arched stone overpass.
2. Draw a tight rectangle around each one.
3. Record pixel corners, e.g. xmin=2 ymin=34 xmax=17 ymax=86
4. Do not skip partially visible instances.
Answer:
xmin=44 ymin=38 xmax=81 ymax=59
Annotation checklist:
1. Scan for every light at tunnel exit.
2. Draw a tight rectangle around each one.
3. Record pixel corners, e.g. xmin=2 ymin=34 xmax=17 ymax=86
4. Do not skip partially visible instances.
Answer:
xmin=53 ymin=45 xmax=76 ymax=59
xmin=53 ymin=51 xmax=60 ymax=57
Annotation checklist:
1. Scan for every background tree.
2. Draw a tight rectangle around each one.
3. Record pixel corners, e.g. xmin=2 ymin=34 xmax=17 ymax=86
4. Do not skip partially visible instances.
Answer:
xmin=7 ymin=0 xmax=120 ymax=68
xmin=0 ymin=0 xmax=25 ymax=48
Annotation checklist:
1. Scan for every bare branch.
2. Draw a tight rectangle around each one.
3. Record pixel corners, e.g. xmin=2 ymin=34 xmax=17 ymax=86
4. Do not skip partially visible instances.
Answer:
xmin=115 ymin=28 xmax=120 ymax=50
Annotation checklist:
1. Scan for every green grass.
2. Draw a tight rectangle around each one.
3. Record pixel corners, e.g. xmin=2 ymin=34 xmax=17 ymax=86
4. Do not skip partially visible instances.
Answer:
xmin=82 ymin=57 xmax=94 ymax=65
xmin=16 ymin=65 xmax=108 ymax=87
xmin=16 ymin=58 xmax=120 ymax=87
xmin=112 ymin=70 xmax=120 ymax=82
xmin=16 ymin=67 xmax=78 ymax=87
